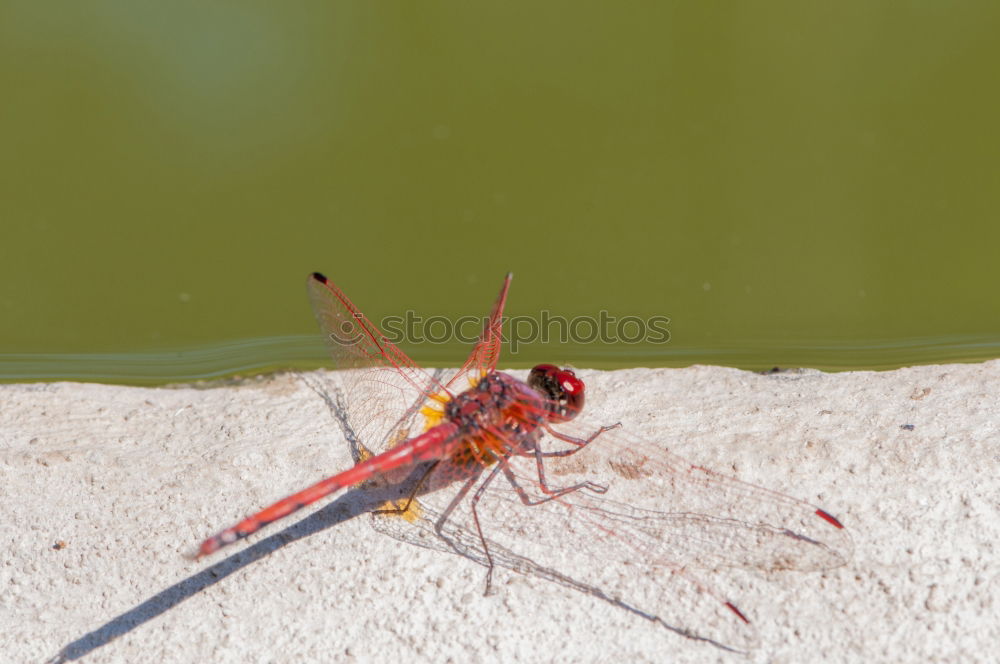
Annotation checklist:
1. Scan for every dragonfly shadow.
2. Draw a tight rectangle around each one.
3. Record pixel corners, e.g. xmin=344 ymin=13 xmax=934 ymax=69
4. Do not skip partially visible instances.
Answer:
xmin=48 ymin=480 xmax=745 ymax=663
xmin=46 ymin=482 xmax=403 ymax=664
xmin=51 ymin=373 xmax=753 ymax=660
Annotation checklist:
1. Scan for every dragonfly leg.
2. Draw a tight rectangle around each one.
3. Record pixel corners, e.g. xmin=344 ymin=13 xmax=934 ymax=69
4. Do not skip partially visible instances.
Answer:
xmin=539 ymin=421 xmax=621 ymax=456
xmin=431 ymin=468 xmax=502 ymax=596
xmin=501 ymin=454 xmax=606 ymax=509
xmin=467 ymin=462 xmax=507 ymax=595
xmin=372 ymin=461 xmax=439 ymax=516
xmin=536 ymin=441 xmax=608 ymax=497
xmin=520 ymin=422 xmax=622 ymax=497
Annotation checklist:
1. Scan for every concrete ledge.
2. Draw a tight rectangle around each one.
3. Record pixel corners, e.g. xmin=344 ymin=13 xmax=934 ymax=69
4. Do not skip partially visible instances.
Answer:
xmin=3 ymin=362 xmax=997 ymax=662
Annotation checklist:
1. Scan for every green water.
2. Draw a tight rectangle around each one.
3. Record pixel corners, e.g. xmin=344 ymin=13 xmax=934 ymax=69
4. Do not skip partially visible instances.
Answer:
xmin=3 ymin=3 xmax=999 ymax=383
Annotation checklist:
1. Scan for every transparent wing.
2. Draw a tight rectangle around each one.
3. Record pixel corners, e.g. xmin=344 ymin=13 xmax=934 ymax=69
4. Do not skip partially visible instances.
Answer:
xmin=535 ymin=416 xmax=854 ymax=571
xmin=306 ymin=273 xmax=450 ymax=452
xmin=437 ymin=273 xmax=512 ymax=393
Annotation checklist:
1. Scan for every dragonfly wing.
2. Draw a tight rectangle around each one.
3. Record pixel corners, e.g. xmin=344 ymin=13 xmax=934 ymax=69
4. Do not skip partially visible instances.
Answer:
xmin=402 ymin=447 xmax=760 ymax=652
xmin=438 ymin=273 xmax=512 ymax=392
xmin=536 ymin=417 xmax=854 ymax=571
xmin=307 ymin=273 xmax=449 ymax=453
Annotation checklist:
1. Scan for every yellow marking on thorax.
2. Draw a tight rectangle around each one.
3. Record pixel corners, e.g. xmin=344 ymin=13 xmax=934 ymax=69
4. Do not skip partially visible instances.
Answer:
xmin=420 ymin=390 xmax=452 ymax=431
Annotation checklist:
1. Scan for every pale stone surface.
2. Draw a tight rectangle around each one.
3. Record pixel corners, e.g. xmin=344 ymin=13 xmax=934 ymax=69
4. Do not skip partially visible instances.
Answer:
xmin=1 ymin=362 xmax=997 ymax=663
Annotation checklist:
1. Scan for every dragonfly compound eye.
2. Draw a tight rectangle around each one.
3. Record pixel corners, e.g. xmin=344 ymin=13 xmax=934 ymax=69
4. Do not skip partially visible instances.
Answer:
xmin=528 ymin=364 xmax=585 ymax=422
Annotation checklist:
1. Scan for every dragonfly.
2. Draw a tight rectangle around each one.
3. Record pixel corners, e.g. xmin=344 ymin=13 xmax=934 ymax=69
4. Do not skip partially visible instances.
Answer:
xmin=196 ymin=272 xmax=851 ymax=651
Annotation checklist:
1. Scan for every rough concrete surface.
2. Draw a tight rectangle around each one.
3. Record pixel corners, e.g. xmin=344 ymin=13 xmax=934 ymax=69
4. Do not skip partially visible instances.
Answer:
xmin=2 ymin=362 xmax=997 ymax=663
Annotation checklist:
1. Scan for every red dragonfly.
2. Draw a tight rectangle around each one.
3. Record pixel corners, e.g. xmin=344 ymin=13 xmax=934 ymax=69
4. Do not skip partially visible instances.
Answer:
xmin=197 ymin=272 xmax=851 ymax=651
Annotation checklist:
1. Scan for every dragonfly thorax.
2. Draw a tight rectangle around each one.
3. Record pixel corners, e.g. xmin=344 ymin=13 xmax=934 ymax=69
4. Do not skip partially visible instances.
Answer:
xmin=443 ymin=372 xmax=547 ymax=443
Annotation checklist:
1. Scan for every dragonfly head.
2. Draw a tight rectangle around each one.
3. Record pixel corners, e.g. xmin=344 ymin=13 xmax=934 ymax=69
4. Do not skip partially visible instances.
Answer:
xmin=528 ymin=364 xmax=585 ymax=423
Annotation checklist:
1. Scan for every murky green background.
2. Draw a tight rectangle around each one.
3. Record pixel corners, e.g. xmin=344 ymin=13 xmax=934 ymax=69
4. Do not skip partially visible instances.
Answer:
xmin=2 ymin=3 xmax=999 ymax=383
